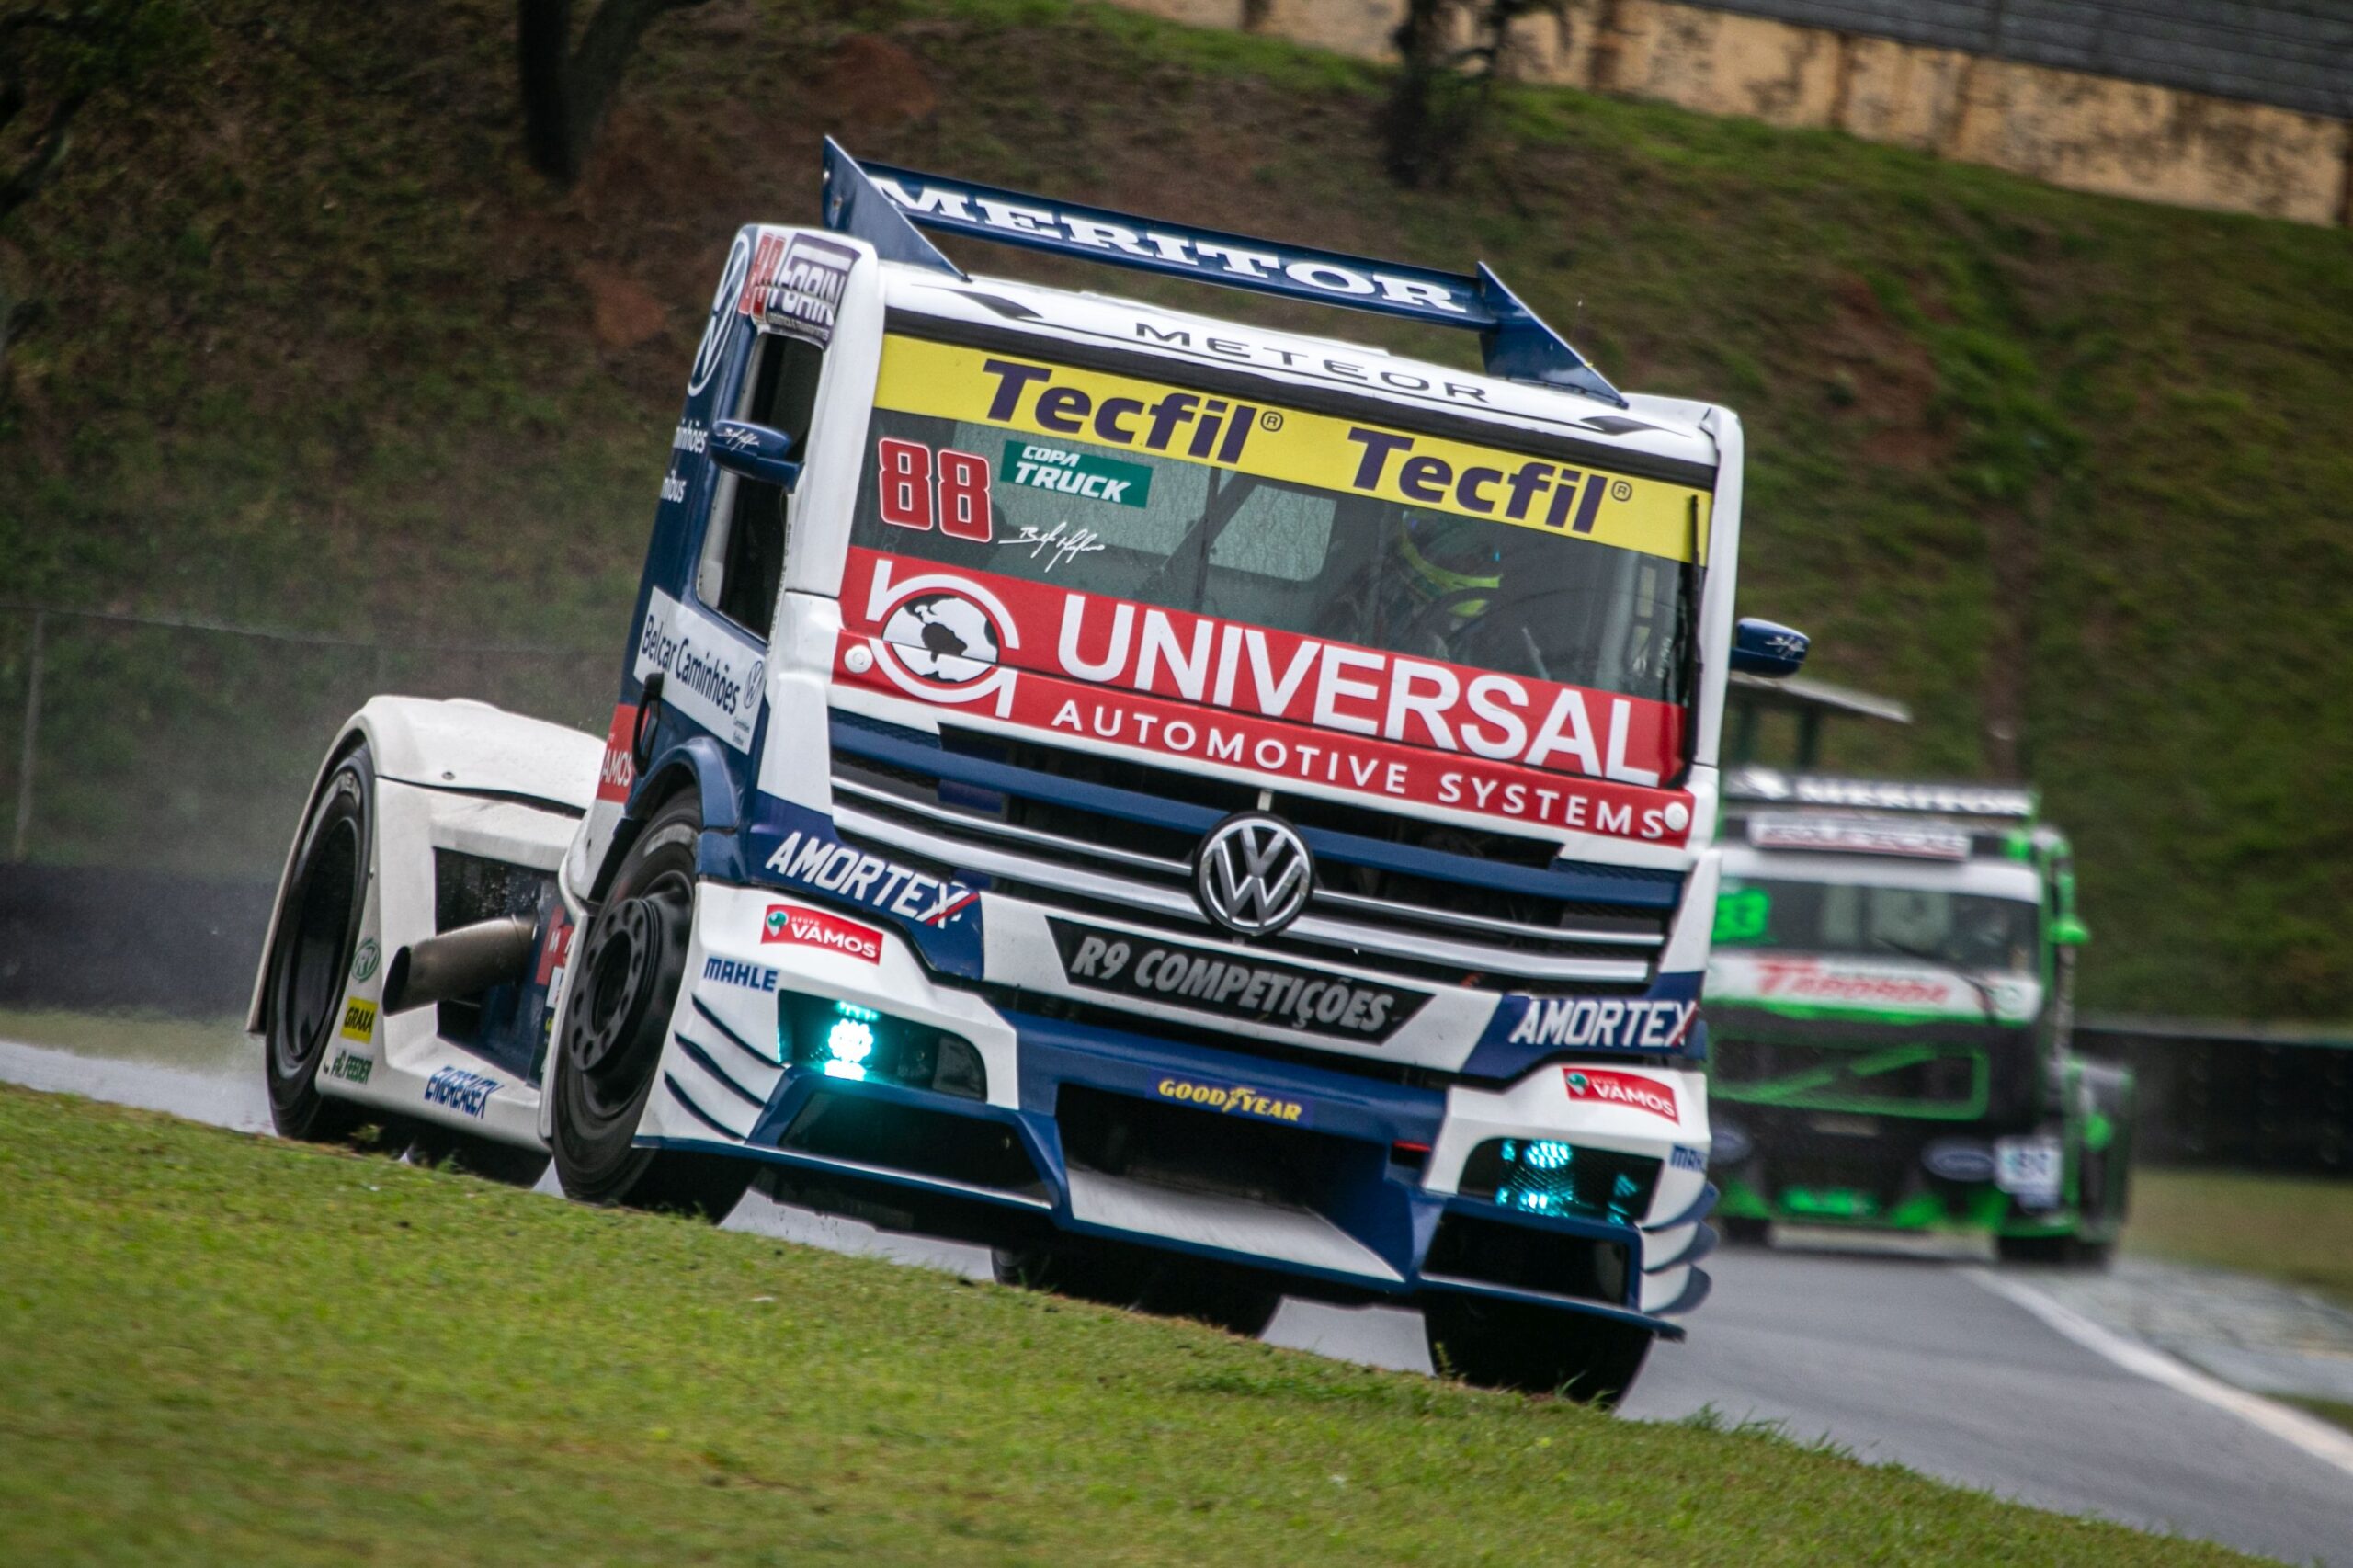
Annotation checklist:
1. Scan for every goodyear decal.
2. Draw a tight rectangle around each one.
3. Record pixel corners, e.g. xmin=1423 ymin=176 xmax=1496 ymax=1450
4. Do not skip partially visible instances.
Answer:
xmin=873 ymin=336 xmax=1711 ymax=565
xmin=339 ymin=997 xmax=377 ymax=1044
xmin=1156 ymin=1076 xmax=1309 ymax=1126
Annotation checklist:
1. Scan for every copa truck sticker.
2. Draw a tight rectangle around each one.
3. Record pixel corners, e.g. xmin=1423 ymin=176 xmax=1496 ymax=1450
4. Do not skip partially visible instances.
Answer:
xmin=872 ymin=336 xmax=1712 ymax=564
xmin=633 ymin=588 xmax=765 ymax=753
xmin=839 ymin=549 xmax=1695 ymax=846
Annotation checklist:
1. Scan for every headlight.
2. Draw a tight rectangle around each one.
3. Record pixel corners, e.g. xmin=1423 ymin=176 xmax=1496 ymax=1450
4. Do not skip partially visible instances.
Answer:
xmin=779 ymin=994 xmax=986 ymax=1099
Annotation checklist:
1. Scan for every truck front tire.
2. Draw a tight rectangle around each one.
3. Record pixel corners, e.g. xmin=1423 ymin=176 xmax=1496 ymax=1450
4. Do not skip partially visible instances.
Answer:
xmin=550 ymin=794 xmax=751 ymax=1220
xmin=1423 ymin=1296 xmax=1653 ymax=1403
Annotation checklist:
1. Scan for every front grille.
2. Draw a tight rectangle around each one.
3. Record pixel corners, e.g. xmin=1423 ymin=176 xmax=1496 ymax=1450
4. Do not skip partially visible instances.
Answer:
xmin=1055 ymin=1084 xmax=1378 ymax=1210
xmin=1713 ymin=1035 xmax=1989 ymax=1116
xmin=828 ymin=713 xmax=1679 ymax=994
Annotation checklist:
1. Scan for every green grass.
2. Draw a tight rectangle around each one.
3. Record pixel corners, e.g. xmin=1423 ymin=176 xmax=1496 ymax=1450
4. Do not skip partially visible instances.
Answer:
xmin=0 ymin=1084 xmax=2256 ymax=1565
xmin=2 ymin=0 xmax=2349 ymax=1019
xmin=2125 ymin=1166 xmax=2353 ymax=1309
xmin=2284 ymin=1397 xmax=2353 ymax=1437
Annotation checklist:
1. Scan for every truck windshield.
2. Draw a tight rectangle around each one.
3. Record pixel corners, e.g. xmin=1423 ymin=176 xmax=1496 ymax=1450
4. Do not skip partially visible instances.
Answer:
xmin=846 ymin=335 xmax=1707 ymax=710
xmin=1715 ymin=877 xmax=2040 ymax=973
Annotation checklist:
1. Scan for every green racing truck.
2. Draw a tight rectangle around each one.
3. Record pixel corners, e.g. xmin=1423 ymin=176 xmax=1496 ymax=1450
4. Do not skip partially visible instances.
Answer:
xmin=1701 ymin=768 xmax=2133 ymax=1261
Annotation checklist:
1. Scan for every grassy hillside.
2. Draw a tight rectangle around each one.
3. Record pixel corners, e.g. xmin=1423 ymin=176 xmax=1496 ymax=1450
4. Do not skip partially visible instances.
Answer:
xmin=1 ymin=0 xmax=2348 ymax=1017
xmin=0 ymin=1082 xmax=2261 ymax=1565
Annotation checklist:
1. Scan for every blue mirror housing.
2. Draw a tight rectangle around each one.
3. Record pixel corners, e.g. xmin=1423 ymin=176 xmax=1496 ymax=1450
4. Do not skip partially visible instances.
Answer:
xmin=1730 ymin=618 xmax=1809 ymax=678
xmin=710 ymin=420 xmax=802 ymax=491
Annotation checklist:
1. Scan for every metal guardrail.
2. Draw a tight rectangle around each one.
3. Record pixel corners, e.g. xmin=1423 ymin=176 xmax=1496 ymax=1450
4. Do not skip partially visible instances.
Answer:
xmin=2078 ymin=1016 xmax=2353 ymax=1174
xmin=1685 ymin=1 xmax=2353 ymax=120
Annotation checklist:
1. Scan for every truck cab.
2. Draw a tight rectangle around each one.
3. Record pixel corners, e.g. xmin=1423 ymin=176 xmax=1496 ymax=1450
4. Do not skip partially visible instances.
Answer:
xmin=1703 ymin=768 xmax=2133 ymax=1259
xmin=251 ymin=143 xmax=1802 ymax=1398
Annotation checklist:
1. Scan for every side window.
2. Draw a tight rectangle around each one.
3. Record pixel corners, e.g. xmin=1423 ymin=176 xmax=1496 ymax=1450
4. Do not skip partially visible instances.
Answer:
xmin=699 ymin=333 xmax=824 ymax=640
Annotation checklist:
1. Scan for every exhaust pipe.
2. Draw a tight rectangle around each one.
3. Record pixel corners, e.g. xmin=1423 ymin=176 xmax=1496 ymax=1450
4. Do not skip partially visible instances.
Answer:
xmin=383 ymin=915 xmax=539 ymax=1015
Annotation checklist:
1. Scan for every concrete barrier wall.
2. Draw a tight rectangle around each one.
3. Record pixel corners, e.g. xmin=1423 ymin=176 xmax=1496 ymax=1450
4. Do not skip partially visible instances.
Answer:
xmin=1109 ymin=0 xmax=2353 ymax=226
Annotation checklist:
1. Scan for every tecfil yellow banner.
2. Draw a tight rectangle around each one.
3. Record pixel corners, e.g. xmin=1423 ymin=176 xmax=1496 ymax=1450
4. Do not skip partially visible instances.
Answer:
xmin=872 ymin=336 xmax=1713 ymax=565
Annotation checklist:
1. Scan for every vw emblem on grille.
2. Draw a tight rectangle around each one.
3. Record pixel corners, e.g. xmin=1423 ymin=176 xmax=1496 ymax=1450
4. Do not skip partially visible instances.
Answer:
xmin=1193 ymin=813 xmax=1313 ymax=937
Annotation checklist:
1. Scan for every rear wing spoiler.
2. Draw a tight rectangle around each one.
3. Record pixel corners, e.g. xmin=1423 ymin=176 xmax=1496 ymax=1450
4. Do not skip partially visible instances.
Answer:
xmin=820 ymin=138 xmax=1627 ymax=408
xmin=1723 ymin=767 xmax=2039 ymax=821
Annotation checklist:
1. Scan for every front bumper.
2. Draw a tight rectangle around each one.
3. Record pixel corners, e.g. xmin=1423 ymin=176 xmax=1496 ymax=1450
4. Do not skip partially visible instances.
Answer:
xmin=642 ymin=881 xmax=1714 ymax=1335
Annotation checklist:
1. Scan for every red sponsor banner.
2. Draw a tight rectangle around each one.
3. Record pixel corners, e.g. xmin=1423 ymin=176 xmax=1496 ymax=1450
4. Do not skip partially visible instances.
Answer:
xmin=761 ymin=903 xmax=884 ymax=964
xmin=1749 ymin=956 xmax=1956 ymax=1007
xmin=1563 ymin=1067 xmax=1680 ymax=1122
xmin=534 ymin=908 xmax=574 ymax=987
xmin=597 ymin=703 xmax=637 ymax=803
xmin=834 ymin=548 xmax=1693 ymax=846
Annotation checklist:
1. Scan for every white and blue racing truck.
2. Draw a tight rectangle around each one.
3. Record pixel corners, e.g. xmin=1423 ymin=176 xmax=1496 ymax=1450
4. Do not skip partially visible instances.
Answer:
xmin=251 ymin=142 xmax=1808 ymax=1398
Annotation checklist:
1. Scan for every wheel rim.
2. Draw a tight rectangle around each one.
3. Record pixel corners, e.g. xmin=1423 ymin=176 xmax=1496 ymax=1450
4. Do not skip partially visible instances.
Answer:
xmin=563 ymin=867 xmax=693 ymax=1129
xmin=273 ymin=814 xmax=359 ymax=1080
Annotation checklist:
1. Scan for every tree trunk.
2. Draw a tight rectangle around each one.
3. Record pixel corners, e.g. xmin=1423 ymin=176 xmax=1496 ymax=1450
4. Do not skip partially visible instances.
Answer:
xmin=517 ymin=0 xmax=706 ymax=187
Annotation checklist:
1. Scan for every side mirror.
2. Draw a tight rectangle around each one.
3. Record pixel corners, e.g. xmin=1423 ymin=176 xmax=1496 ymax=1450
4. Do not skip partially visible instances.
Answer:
xmin=2052 ymin=915 xmax=2090 ymax=948
xmin=709 ymin=420 xmax=802 ymax=491
xmin=1730 ymin=618 xmax=1809 ymax=678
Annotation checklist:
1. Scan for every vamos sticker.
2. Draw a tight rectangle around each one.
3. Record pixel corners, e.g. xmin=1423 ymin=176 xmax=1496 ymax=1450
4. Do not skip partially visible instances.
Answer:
xmin=1563 ymin=1067 xmax=1680 ymax=1123
xmin=1003 ymin=441 xmax=1153 ymax=508
xmin=1049 ymin=919 xmax=1427 ymax=1042
xmin=761 ymin=903 xmax=885 ymax=963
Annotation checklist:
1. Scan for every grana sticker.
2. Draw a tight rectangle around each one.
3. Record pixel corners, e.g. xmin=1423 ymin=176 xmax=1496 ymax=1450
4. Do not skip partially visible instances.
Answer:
xmin=339 ymin=997 xmax=377 ymax=1044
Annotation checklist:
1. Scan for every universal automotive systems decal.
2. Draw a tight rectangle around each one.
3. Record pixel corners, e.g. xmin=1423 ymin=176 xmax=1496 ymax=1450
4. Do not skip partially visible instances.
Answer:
xmin=1049 ymin=919 xmax=1427 ymax=1043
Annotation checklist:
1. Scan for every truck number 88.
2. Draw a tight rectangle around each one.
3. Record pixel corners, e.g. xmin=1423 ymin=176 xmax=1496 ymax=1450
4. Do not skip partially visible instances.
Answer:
xmin=877 ymin=437 xmax=993 ymax=541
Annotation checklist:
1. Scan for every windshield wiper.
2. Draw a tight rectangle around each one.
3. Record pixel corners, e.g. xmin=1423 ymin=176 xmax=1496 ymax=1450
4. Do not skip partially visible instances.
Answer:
xmin=1874 ymin=936 xmax=1999 ymax=1021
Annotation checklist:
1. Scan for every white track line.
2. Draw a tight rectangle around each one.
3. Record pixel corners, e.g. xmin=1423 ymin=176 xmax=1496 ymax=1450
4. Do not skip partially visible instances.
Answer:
xmin=1968 ymin=1267 xmax=2353 ymax=1480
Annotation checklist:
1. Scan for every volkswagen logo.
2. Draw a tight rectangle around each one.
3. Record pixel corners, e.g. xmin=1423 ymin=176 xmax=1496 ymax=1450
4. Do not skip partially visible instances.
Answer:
xmin=1193 ymin=813 xmax=1313 ymax=937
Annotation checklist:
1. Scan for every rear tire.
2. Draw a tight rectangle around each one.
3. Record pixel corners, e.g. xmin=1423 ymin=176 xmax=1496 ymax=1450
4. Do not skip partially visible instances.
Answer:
xmin=1995 ymin=1233 xmax=2077 ymax=1265
xmin=549 ymin=794 xmax=750 ymax=1221
xmin=263 ymin=744 xmax=374 ymax=1143
xmin=1423 ymin=1296 xmax=1653 ymax=1403
xmin=993 ymin=1242 xmax=1282 ymax=1337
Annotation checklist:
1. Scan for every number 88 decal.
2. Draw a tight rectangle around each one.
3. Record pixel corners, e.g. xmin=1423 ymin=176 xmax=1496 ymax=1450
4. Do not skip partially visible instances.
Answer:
xmin=877 ymin=438 xmax=993 ymax=541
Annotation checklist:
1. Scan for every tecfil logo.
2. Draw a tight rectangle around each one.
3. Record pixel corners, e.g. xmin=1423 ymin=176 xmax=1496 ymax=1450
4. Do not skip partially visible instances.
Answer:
xmin=1563 ymin=1068 xmax=1680 ymax=1123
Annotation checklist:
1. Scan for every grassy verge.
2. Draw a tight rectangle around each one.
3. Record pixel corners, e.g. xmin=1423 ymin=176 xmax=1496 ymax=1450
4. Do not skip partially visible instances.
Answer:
xmin=2125 ymin=1167 xmax=2353 ymax=1309
xmin=0 ymin=1084 xmax=2256 ymax=1566
xmin=2283 ymin=1398 xmax=2353 ymax=1437
xmin=0 ymin=1008 xmax=253 ymax=1069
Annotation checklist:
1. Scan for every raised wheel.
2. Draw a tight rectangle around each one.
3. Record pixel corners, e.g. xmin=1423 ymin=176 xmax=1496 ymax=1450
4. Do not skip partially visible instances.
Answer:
xmin=262 ymin=744 xmax=374 ymax=1142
